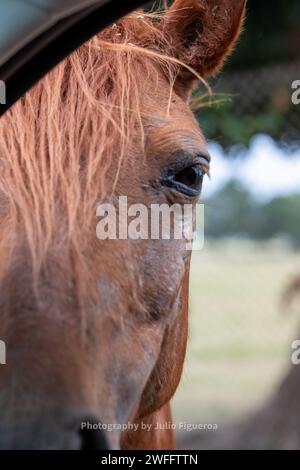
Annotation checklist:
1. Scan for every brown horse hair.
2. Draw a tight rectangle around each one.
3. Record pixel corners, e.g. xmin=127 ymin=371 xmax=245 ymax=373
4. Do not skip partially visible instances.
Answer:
xmin=0 ymin=9 xmax=208 ymax=301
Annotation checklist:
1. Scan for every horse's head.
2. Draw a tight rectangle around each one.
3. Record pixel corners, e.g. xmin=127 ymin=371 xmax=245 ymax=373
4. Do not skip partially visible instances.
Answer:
xmin=0 ymin=0 xmax=246 ymax=449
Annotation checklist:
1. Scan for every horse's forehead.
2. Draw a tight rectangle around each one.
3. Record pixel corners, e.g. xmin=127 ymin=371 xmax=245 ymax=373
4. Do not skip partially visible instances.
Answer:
xmin=147 ymin=124 xmax=206 ymax=158
xmin=144 ymin=102 xmax=206 ymax=157
xmin=143 ymin=78 xmax=201 ymax=131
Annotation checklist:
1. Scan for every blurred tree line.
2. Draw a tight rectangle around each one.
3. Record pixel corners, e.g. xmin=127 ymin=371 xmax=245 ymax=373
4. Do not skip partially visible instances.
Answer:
xmin=204 ymin=181 xmax=300 ymax=247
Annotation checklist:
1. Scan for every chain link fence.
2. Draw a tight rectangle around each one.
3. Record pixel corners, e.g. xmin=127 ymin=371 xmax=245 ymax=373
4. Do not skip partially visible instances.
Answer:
xmin=198 ymin=60 xmax=300 ymax=150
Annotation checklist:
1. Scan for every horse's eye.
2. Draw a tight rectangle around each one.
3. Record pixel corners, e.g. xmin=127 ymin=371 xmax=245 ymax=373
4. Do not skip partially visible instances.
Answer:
xmin=174 ymin=165 xmax=204 ymax=189
xmin=161 ymin=164 xmax=207 ymax=197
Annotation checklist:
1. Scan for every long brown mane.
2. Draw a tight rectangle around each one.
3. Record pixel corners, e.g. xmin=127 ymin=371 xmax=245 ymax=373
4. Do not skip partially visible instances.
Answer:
xmin=0 ymin=12 xmax=183 ymax=293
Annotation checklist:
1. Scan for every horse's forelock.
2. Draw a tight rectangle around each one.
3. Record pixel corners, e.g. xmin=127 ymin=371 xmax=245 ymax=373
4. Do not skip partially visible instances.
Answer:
xmin=0 ymin=12 xmax=177 ymax=289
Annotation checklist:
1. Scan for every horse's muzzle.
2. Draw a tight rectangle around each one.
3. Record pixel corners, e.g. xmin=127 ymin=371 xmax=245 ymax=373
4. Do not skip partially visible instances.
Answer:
xmin=0 ymin=413 xmax=111 ymax=450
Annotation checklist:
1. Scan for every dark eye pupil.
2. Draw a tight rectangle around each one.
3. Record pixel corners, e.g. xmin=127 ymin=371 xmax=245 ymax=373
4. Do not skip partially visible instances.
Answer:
xmin=174 ymin=166 xmax=203 ymax=189
xmin=160 ymin=163 xmax=207 ymax=196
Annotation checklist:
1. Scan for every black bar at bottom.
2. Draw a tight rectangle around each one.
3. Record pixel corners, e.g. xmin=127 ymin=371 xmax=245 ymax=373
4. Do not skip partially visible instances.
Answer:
xmin=0 ymin=450 xmax=296 ymax=467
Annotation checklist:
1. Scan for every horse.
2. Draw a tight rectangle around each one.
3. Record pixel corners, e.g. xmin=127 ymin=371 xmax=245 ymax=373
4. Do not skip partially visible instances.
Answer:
xmin=0 ymin=0 xmax=246 ymax=450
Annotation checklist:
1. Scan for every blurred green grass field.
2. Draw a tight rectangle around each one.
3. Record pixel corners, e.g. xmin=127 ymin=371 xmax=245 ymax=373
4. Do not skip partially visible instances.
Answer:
xmin=172 ymin=240 xmax=300 ymax=426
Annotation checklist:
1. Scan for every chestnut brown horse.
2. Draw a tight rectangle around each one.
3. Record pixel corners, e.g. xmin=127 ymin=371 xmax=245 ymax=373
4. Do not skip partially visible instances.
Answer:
xmin=0 ymin=0 xmax=246 ymax=450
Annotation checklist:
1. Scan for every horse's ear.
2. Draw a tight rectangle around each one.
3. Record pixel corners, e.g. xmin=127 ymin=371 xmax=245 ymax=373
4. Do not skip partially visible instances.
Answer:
xmin=163 ymin=0 xmax=246 ymax=95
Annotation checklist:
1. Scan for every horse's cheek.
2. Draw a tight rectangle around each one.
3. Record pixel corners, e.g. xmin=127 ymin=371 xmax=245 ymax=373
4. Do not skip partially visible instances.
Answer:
xmin=101 ymin=322 xmax=163 ymax=424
